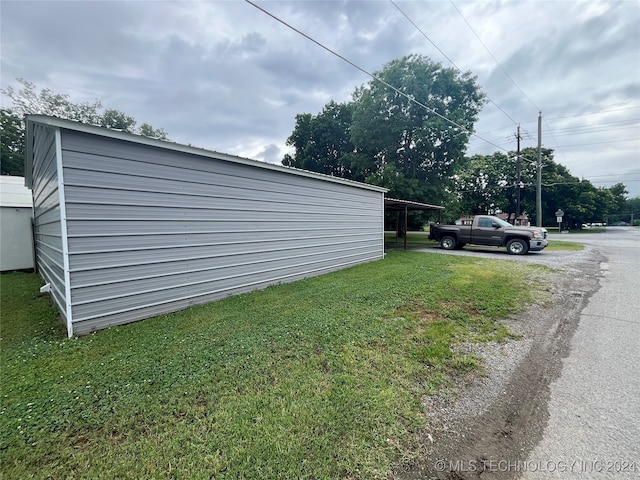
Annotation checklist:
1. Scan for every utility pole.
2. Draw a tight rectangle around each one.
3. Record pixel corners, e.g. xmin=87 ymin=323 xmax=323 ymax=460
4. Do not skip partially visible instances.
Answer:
xmin=536 ymin=112 xmax=543 ymax=227
xmin=516 ymin=125 xmax=521 ymax=225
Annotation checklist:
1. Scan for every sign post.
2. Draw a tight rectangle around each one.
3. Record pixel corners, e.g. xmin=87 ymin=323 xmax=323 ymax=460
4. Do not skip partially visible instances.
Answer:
xmin=555 ymin=209 xmax=564 ymax=233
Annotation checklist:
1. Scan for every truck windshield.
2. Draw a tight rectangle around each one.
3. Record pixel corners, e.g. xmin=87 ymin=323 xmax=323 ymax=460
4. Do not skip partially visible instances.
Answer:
xmin=494 ymin=218 xmax=513 ymax=227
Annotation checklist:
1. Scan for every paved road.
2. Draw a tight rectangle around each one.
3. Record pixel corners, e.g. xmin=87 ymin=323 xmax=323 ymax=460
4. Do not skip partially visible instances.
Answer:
xmin=520 ymin=228 xmax=640 ymax=479
xmin=395 ymin=229 xmax=639 ymax=479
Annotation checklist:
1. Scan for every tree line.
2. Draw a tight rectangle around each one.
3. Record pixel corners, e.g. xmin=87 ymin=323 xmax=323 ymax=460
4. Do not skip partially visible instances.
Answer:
xmin=282 ymin=55 xmax=633 ymax=228
xmin=1 ymin=67 xmax=635 ymax=228
xmin=1 ymin=79 xmax=168 ymax=177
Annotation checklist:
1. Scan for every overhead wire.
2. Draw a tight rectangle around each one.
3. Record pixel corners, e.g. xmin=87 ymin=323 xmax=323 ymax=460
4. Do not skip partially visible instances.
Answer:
xmin=545 ymin=105 xmax=640 ymax=120
xmin=447 ymin=0 xmax=574 ymax=163
xmin=517 ymin=106 xmax=640 ymax=126
xmin=247 ymin=0 xmax=637 ymax=179
xmin=554 ymin=137 xmax=640 ymax=148
xmin=548 ymin=124 xmax=640 ymax=138
xmin=449 ymin=0 xmax=541 ymax=113
xmin=586 ymin=173 xmax=640 ymax=179
xmin=546 ymin=118 xmax=640 ymax=134
xmin=389 ymin=0 xmax=520 ymax=126
xmin=523 ymin=108 xmax=640 ymax=159
xmin=244 ymin=0 xmax=510 ymax=153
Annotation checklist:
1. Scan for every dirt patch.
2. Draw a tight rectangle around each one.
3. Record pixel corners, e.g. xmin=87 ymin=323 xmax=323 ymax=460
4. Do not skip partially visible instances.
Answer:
xmin=393 ymin=252 xmax=604 ymax=480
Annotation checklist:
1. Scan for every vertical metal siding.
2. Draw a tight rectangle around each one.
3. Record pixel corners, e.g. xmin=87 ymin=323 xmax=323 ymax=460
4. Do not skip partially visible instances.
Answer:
xmin=57 ymin=130 xmax=384 ymax=334
xmin=30 ymin=125 xmax=68 ymax=323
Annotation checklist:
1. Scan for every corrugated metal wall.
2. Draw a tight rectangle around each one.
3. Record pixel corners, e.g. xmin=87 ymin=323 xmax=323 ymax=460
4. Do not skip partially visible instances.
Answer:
xmin=59 ymin=130 xmax=384 ymax=334
xmin=31 ymin=125 xmax=68 ymax=321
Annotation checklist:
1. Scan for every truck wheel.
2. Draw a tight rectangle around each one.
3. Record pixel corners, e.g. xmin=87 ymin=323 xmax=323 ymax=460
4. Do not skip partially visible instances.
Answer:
xmin=440 ymin=236 xmax=457 ymax=250
xmin=506 ymin=239 xmax=529 ymax=255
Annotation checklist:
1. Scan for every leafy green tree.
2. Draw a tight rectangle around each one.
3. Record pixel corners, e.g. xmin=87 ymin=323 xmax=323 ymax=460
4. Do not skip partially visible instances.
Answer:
xmin=516 ymin=148 xmax=595 ymax=226
xmin=593 ymin=188 xmax=617 ymax=220
xmin=351 ymin=55 xmax=486 ymax=202
xmin=99 ymin=108 xmax=136 ymax=131
xmin=284 ymin=55 xmax=486 ymax=204
xmin=454 ymin=152 xmax=513 ymax=215
xmin=283 ymin=101 xmax=358 ymax=178
xmin=625 ymin=196 xmax=640 ymax=225
xmin=607 ymin=183 xmax=629 ymax=211
xmin=1 ymin=78 xmax=169 ymax=175
xmin=2 ymin=78 xmax=102 ymax=124
xmin=453 ymin=147 xmax=549 ymax=220
xmin=139 ymin=122 xmax=169 ymax=139
xmin=606 ymin=188 xmax=636 ymax=225
xmin=455 ymin=146 xmax=631 ymax=227
xmin=0 ymin=109 xmax=24 ymax=175
xmin=626 ymin=196 xmax=640 ymax=214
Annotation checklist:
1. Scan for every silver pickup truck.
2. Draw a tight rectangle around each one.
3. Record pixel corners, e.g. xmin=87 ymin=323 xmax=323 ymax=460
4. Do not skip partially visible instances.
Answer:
xmin=428 ymin=215 xmax=548 ymax=255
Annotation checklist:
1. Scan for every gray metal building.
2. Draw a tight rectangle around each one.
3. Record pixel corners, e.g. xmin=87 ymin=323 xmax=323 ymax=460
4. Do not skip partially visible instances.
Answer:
xmin=25 ymin=115 xmax=387 ymax=337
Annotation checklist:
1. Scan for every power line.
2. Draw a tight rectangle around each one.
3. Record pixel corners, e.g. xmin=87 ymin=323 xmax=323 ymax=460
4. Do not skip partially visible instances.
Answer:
xmin=542 ymin=179 xmax=640 ymax=186
xmin=586 ymin=173 xmax=640 ymax=179
xmin=454 ymin=176 xmax=639 ymax=194
xmin=244 ymin=0 xmax=509 ymax=153
xmin=555 ymin=137 xmax=640 ymax=148
xmin=389 ymin=0 xmax=520 ymax=127
xmin=388 ymin=0 xmax=461 ymax=71
xmin=467 ymin=127 xmax=640 ymax=153
xmin=476 ymin=123 xmax=521 ymax=136
xmin=545 ymin=105 xmax=640 ymax=121
xmin=447 ymin=0 xmax=559 ymax=171
xmin=548 ymin=124 xmax=640 ymax=138
xmin=515 ymin=114 xmax=640 ymax=156
xmin=517 ymin=106 xmax=640 ymax=125
xmin=466 ymin=138 xmax=515 ymax=153
xmin=543 ymin=113 xmax=638 ymax=161
xmin=545 ymin=118 xmax=640 ymax=135
xmin=449 ymin=0 xmax=541 ymax=112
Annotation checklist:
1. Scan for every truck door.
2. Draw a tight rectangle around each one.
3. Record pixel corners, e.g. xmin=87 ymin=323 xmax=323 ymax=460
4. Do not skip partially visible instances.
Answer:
xmin=473 ymin=217 xmax=503 ymax=246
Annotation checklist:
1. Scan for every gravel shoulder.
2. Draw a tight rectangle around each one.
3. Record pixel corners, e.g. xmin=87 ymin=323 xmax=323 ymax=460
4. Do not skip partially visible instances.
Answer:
xmin=393 ymin=243 xmax=604 ymax=479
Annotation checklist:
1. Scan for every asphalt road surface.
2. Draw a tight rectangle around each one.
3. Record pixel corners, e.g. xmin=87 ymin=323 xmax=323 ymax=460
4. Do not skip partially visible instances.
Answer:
xmin=397 ymin=227 xmax=639 ymax=479
xmin=520 ymin=228 xmax=640 ymax=479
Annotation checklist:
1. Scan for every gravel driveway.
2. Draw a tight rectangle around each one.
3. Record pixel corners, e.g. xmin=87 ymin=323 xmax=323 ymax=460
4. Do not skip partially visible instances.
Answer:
xmin=394 ymin=233 xmax=613 ymax=479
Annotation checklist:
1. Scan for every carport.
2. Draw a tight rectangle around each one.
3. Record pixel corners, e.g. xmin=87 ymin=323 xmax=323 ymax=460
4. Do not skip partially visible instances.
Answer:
xmin=384 ymin=197 xmax=445 ymax=250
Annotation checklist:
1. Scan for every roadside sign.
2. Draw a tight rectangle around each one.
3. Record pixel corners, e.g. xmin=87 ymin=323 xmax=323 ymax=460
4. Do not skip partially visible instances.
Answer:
xmin=555 ymin=209 xmax=564 ymax=231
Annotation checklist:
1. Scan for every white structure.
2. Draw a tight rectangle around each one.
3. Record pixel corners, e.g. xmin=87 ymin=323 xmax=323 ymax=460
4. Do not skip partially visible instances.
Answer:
xmin=26 ymin=116 xmax=387 ymax=336
xmin=0 ymin=176 xmax=35 ymax=271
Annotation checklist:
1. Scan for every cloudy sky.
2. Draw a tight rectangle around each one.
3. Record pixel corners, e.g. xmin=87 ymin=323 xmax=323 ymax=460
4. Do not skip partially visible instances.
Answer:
xmin=2 ymin=0 xmax=639 ymax=197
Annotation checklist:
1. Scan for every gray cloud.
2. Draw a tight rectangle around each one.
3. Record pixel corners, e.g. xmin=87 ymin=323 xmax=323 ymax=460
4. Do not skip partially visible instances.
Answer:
xmin=255 ymin=143 xmax=282 ymax=164
xmin=2 ymin=0 xmax=639 ymax=196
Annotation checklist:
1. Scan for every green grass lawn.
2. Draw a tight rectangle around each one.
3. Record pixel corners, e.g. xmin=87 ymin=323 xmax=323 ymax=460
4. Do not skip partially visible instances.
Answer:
xmin=1 ymin=252 xmax=548 ymax=479
xmin=573 ymin=227 xmax=606 ymax=234
xmin=545 ymin=240 xmax=584 ymax=251
xmin=545 ymin=227 xmax=606 ymax=234
xmin=385 ymin=231 xmax=436 ymax=247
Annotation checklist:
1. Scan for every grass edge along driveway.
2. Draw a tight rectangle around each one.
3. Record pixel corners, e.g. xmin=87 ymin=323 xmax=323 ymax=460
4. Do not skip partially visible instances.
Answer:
xmin=1 ymin=251 xmax=550 ymax=479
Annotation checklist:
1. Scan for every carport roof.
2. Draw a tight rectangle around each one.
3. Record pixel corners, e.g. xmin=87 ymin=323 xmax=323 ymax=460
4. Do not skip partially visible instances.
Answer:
xmin=385 ymin=197 xmax=445 ymax=211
